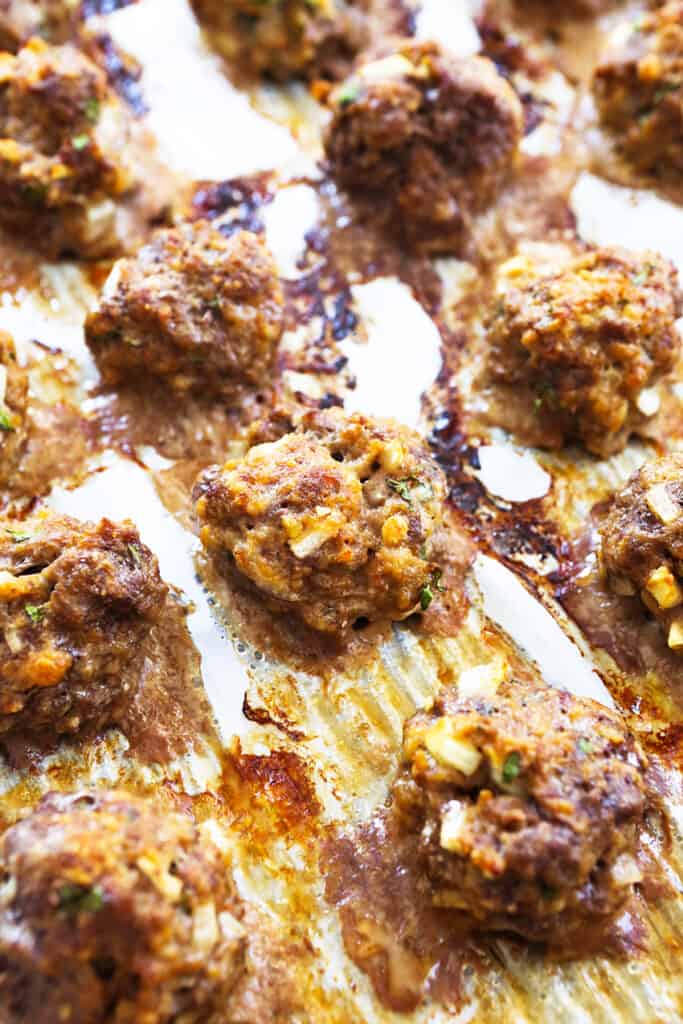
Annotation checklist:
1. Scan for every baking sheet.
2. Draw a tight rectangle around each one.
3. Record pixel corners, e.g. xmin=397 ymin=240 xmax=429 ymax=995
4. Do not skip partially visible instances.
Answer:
xmin=0 ymin=0 xmax=682 ymax=1020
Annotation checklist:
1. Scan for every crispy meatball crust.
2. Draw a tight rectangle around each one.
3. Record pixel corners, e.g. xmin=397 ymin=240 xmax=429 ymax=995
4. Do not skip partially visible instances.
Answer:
xmin=85 ymin=222 xmax=284 ymax=398
xmin=593 ymin=2 xmax=683 ymax=180
xmin=0 ymin=790 xmax=246 ymax=1024
xmin=0 ymin=332 xmax=28 ymax=487
xmin=488 ymin=247 xmax=682 ymax=456
xmin=324 ymin=40 xmax=524 ymax=255
xmin=0 ymin=511 xmax=167 ymax=736
xmin=190 ymin=0 xmax=369 ymax=82
xmin=393 ymin=678 xmax=649 ymax=942
xmin=599 ymin=454 xmax=683 ymax=650
xmin=0 ymin=38 xmax=168 ymax=258
xmin=194 ymin=410 xmax=448 ymax=633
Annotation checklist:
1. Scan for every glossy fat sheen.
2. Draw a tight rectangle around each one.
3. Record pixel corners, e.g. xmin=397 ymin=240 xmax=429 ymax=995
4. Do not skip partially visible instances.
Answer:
xmin=0 ymin=512 xmax=167 ymax=735
xmin=0 ymin=331 xmax=27 ymax=486
xmin=324 ymin=40 xmax=524 ymax=254
xmin=488 ymin=247 xmax=682 ymax=456
xmin=194 ymin=410 xmax=447 ymax=633
xmin=0 ymin=790 xmax=246 ymax=1024
xmin=600 ymin=454 xmax=683 ymax=637
xmin=0 ymin=0 xmax=78 ymax=50
xmin=85 ymin=222 xmax=284 ymax=397
xmin=0 ymin=38 xmax=168 ymax=258
xmin=190 ymin=0 xmax=369 ymax=82
xmin=394 ymin=678 xmax=649 ymax=942
xmin=594 ymin=1 xmax=683 ymax=178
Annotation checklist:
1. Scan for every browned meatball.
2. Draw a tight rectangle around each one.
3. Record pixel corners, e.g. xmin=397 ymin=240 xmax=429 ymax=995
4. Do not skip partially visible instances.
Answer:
xmin=0 ymin=332 xmax=28 ymax=487
xmin=194 ymin=410 xmax=448 ymax=633
xmin=85 ymin=222 xmax=284 ymax=398
xmin=593 ymin=2 xmax=683 ymax=180
xmin=0 ymin=38 xmax=169 ymax=258
xmin=487 ymin=247 xmax=682 ymax=456
xmin=324 ymin=40 xmax=524 ymax=255
xmin=190 ymin=0 xmax=369 ymax=82
xmin=393 ymin=677 xmax=649 ymax=942
xmin=0 ymin=511 xmax=167 ymax=736
xmin=0 ymin=790 xmax=246 ymax=1024
xmin=0 ymin=1 xmax=80 ymax=50
xmin=599 ymin=454 xmax=683 ymax=650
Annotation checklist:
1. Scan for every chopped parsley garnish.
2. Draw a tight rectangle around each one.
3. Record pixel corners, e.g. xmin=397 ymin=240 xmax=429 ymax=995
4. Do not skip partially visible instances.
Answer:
xmin=72 ymin=133 xmax=90 ymax=150
xmin=58 ymin=883 xmax=104 ymax=916
xmin=387 ymin=476 xmax=431 ymax=506
xmin=85 ymin=97 xmax=101 ymax=123
xmin=25 ymin=603 xmax=45 ymax=625
xmin=4 ymin=528 xmax=29 ymax=542
xmin=127 ymin=543 xmax=141 ymax=566
xmin=337 ymin=81 xmax=360 ymax=108
xmin=577 ymin=737 xmax=593 ymax=755
xmin=420 ymin=568 xmax=445 ymax=611
xmin=502 ymin=751 xmax=521 ymax=783
xmin=632 ymin=262 xmax=654 ymax=287
xmin=0 ymin=408 xmax=14 ymax=432
xmin=533 ymin=383 xmax=557 ymax=413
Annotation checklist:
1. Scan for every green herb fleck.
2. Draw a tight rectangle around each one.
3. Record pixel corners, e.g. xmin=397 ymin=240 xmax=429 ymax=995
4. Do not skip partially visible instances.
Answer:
xmin=653 ymin=80 xmax=680 ymax=104
xmin=127 ymin=543 xmax=141 ymax=566
xmin=632 ymin=261 xmax=654 ymax=287
xmin=533 ymin=383 xmax=557 ymax=414
xmin=502 ymin=751 xmax=521 ymax=783
xmin=4 ymin=528 xmax=29 ymax=542
xmin=387 ymin=477 xmax=415 ymax=504
xmin=420 ymin=568 xmax=445 ymax=611
xmin=21 ymin=183 xmax=47 ymax=206
xmin=58 ymin=883 xmax=104 ymax=916
xmin=25 ymin=603 xmax=45 ymax=625
xmin=85 ymin=97 xmax=101 ymax=123
xmin=577 ymin=737 xmax=593 ymax=755
xmin=0 ymin=408 xmax=14 ymax=432
xmin=337 ymin=80 xmax=360 ymax=108
xmin=71 ymin=133 xmax=90 ymax=151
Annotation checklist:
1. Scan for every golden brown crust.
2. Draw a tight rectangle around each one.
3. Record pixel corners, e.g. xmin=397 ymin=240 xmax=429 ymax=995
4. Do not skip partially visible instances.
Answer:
xmin=487 ymin=247 xmax=682 ymax=456
xmin=0 ymin=790 xmax=246 ymax=1024
xmin=194 ymin=409 xmax=448 ymax=633
xmin=85 ymin=222 xmax=284 ymax=398
xmin=0 ymin=331 xmax=28 ymax=487
xmin=324 ymin=39 xmax=524 ymax=255
xmin=0 ymin=511 xmax=167 ymax=736
xmin=393 ymin=678 xmax=649 ymax=942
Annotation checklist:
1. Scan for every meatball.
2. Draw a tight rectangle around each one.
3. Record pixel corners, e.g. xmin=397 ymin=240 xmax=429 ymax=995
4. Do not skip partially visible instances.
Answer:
xmin=0 ymin=332 xmax=28 ymax=487
xmin=0 ymin=790 xmax=246 ymax=1024
xmin=599 ymin=454 xmax=683 ymax=650
xmin=0 ymin=1 xmax=79 ymax=50
xmin=487 ymin=247 xmax=682 ymax=456
xmin=85 ymin=222 xmax=284 ymax=398
xmin=593 ymin=2 xmax=683 ymax=180
xmin=393 ymin=677 xmax=649 ymax=942
xmin=0 ymin=511 xmax=167 ymax=736
xmin=0 ymin=38 xmax=169 ymax=258
xmin=194 ymin=410 xmax=448 ymax=633
xmin=190 ymin=0 xmax=369 ymax=83
xmin=324 ymin=40 xmax=524 ymax=255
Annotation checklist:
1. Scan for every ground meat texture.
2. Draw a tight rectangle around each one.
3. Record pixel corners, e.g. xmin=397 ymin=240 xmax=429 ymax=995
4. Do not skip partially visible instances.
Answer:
xmin=0 ymin=332 xmax=28 ymax=487
xmin=194 ymin=410 xmax=448 ymax=633
xmin=324 ymin=40 xmax=524 ymax=255
xmin=85 ymin=222 xmax=284 ymax=398
xmin=593 ymin=2 xmax=683 ymax=180
xmin=0 ymin=790 xmax=246 ymax=1024
xmin=0 ymin=38 xmax=169 ymax=258
xmin=190 ymin=0 xmax=369 ymax=83
xmin=0 ymin=512 xmax=167 ymax=736
xmin=599 ymin=453 xmax=683 ymax=650
xmin=393 ymin=677 xmax=648 ymax=943
xmin=487 ymin=247 xmax=682 ymax=456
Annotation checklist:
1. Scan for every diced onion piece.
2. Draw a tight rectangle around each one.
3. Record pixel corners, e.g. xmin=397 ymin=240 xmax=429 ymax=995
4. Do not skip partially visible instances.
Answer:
xmin=668 ymin=618 xmax=683 ymax=651
xmin=611 ymin=854 xmax=643 ymax=887
xmin=645 ymin=565 xmax=683 ymax=610
xmin=439 ymin=802 xmax=467 ymax=852
xmin=636 ymin=388 xmax=661 ymax=418
xmin=458 ymin=657 xmax=508 ymax=699
xmin=192 ymin=901 xmax=219 ymax=952
xmin=358 ymin=55 xmax=414 ymax=85
xmin=645 ymin=484 xmax=681 ymax=525
xmin=424 ymin=718 xmax=482 ymax=775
